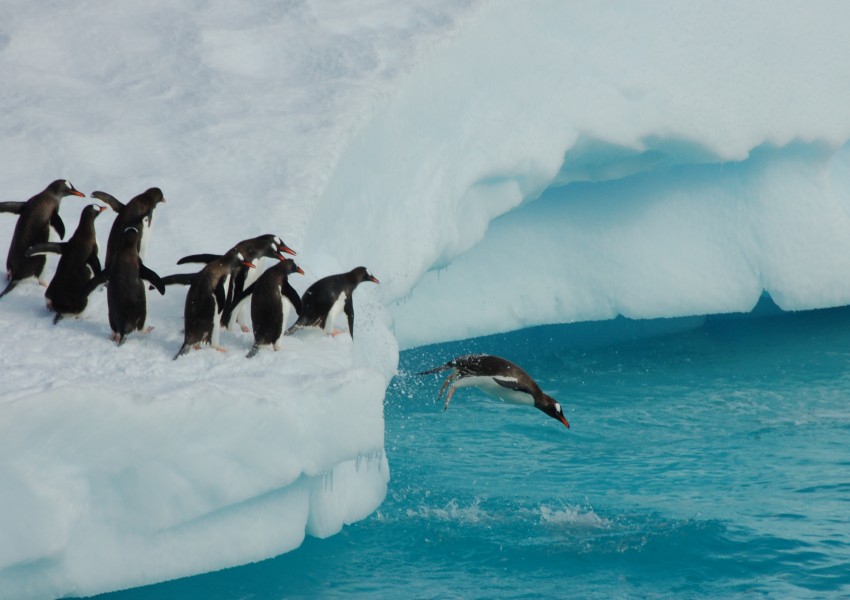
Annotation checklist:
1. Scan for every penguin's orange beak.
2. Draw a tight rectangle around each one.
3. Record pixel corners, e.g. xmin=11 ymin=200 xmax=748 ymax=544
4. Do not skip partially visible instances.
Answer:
xmin=98 ymin=205 xmax=108 ymax=212
xmin=279 ymin=244 xmax=296 ymax=256
xmin=71 ymin=191 xmax=85 ymax=197
xmin=369 ymin=276 xmax=380 ymax=284
xmin=243 ymin=261 xmax=255 ymax=269
xmin=558 ymin=414 xmax=570 ymax=429
xmin=295 ymin=267 xmax=305 ymax=275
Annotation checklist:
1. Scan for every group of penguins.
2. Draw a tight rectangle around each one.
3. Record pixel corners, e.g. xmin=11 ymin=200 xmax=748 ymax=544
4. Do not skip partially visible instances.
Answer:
xmin=0 ymin=179 xmax=380 ymax=359
xmin=3 ymin=179 xmax=570 ymax=427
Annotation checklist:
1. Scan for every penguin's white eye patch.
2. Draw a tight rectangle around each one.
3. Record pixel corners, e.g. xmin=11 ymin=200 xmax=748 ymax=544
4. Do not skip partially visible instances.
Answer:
xmin=64 ymin=180 xmax=72 ymax=189
xmin=555 ymin=402 xmax=561 ymax=412
xmin=274 ymin=236 xmax=282 ymax=245
xmin=237 ymin=252 xmax=245 ymax=261
xmin=269 ymin=243 xmax=276 ymax=252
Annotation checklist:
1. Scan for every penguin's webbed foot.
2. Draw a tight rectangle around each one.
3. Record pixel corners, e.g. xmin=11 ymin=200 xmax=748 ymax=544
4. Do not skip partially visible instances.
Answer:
xmin=143 ymin=326 xmax=154 ymax=335
xmin=443 ymin=385 xmax=457 ymax=412
xmin=240 ymin=324 xmax=250 ymax=333
xmin=214 ymin=345 xmax=227 ymax=353
xmin=38 ymin=279 xmax=48 ymax=288
xmin=330 ymin=328 xmax=345 ymax=337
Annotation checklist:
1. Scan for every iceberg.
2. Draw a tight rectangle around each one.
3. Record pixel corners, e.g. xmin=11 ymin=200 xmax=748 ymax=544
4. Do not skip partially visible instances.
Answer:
xmin=2 ymin=0 xmax=850 ymax=598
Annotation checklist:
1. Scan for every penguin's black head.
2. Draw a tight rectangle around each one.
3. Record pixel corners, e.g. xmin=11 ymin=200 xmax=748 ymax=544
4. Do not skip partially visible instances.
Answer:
xmin=233 ymin=250 xmax=255 ymax=269
xmin=49 ymin=179 xmax=85 ymax=198
xmin=537 ymin=393 xmax=570 ymax=429
xmin=84 ymin=203 xmax=108 ymax=218
xmin=352 ymin=266 xmax=379 ymax=285
xmin=280 ymin=259 xmax=304 ymax=276
xmin=144 ymin=187 xmax=165 ymax=204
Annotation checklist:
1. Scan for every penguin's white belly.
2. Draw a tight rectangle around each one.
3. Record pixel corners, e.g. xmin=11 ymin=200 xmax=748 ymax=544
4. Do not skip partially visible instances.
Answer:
xmin=235 ymin=262 xmax=262 ymax=327
xmin=324 ymin=292 xmax=347 ymax=333
xmin=138 ymin=215 xmax=153 ymax=261
xmin=457 ymin=375 xmax=534 ymax=406
xmin=281 ymin=297 xmax=294 ymax=334
xmin=211 ymin=290 xmax=223 ymax=347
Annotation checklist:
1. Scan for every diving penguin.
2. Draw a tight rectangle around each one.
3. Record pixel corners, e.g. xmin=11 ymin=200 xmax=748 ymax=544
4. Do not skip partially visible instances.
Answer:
xmin=285 ymin=266 xmax=378 ymax=339
xmin=417 ymin=354 xmax=570 ymax=428
xmin=84 ymin=226 xmax=166 ymax=345
xmin=173 ymin=249 xmax=256 ymax=359
xmin=0 ymin=179 xmax=86 ymax=298
xmin=26 ymin=203 xmax=107 ymax=323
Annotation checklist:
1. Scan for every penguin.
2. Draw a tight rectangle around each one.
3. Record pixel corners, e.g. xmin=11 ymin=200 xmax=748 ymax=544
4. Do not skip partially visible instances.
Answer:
xmin=0 ymin=179 xmax=85 ymax=298
xmin=91 ymin=187 xmax=165 ymax=270
xmin=222 ymin=258 xmax=304 ymax=358
xmin=84 ymin=226 xmax=166 ymax=345
xmin=285 ymin=266 xmax=379 ymax=338
xmin=417 ymin=354 xmax=570 ymax=428
xmin=26 ymin=203 xmax=107 ymax=323
xmin=173 ymin=249 xmax=255 ymax=359
xmin=169 ymin=234 xmax=297 ymax=332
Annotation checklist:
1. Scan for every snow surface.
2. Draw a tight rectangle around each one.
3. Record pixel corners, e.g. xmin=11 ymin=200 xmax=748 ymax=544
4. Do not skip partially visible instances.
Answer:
xmin=3 ymin=0 xmax=850 ymax=597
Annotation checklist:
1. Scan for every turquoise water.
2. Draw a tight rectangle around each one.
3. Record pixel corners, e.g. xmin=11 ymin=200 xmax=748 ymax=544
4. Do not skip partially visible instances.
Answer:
xmin=93 ymin=301 xmax=850 ymax=599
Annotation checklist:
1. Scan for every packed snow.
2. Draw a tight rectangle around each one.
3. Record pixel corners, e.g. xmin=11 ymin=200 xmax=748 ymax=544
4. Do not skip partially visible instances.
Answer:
xmin=2 ymin=0 xmax=850 ymax=598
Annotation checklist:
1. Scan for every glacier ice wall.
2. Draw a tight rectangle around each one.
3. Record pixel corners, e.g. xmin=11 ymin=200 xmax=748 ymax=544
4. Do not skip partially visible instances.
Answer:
xmin=302 ymin=0 xmax=850 ymax=348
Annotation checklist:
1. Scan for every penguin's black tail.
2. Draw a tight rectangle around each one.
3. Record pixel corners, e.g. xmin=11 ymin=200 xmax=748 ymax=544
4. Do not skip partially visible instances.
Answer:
xmin=246 ymin=344 xmax=260 ymax=359
xmin=0 ymin=279 xmax=18 ymax=299
xmin=52 ymin=312 xmax=64 ymax=325
xmin=173 ymin=342 xmax=192 ymax=360
xmin=416 ymin=363 xmax=451 ymax=375
xmin=284 ymin=324 xmax=301 ymax=336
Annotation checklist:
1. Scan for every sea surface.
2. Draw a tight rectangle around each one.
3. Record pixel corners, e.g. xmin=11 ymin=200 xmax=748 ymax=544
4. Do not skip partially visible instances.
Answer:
xmin=93 ymin=300 xmax=850 ymax=599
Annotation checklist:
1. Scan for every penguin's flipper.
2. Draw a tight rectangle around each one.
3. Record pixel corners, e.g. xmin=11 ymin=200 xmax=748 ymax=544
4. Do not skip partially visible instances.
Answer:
xmin=140 ymin=263 xmax=166 ymax=295
xmin=90 ymin=191 xmax=124 ymax=213
xmin=282 ymin=282 xmax=302 ymax=316
xmin=83 ymin=271 xmax=109 ymax=297
xmin=0 ymin=279 xmax=19 ymax=299
xmin=50 ymin=212 xmax=65 ymax=240
xmin=177 ymin=253 xmax=220 ymax=265
xmin=223 ymin=282 xmax=256 ymax=327
xmin=344 ymin=295 xmax=355 ymax=338
xmin=26 ymin=242 xmax=65 ymax=257
xmin=158 ymin=273 xmax=198 ymax=287
xmin=0 ymin=202 xmax=24 ymax=214
xmin=493 ymin=377 xmax=535 ymax=396
xmin=246 ymin=344 xmax=260 ymax=359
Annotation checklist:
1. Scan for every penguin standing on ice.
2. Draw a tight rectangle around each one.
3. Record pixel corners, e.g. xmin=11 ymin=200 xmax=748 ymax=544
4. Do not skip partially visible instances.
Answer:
xmin=222 ymin=258 xmax=304 ymax=358
xmin=91 ymin=187 xmax=165 ymax=270
xmin=285 ymin=266 xmax=379 ymax=338
xmin=26 ymin=203 xmax=107 ymax=323
xmin=84 ymin=226 xmax=166 ymax=345
xmin=168 ymin=234 xmax=296 ymax=332
xmin=417 ymin=354 xmax=570 ymax=428
xmin=0 ymin=179 xmax=86 ymax=298
xmin=173 ymin=249 xmax=256 ymax=359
